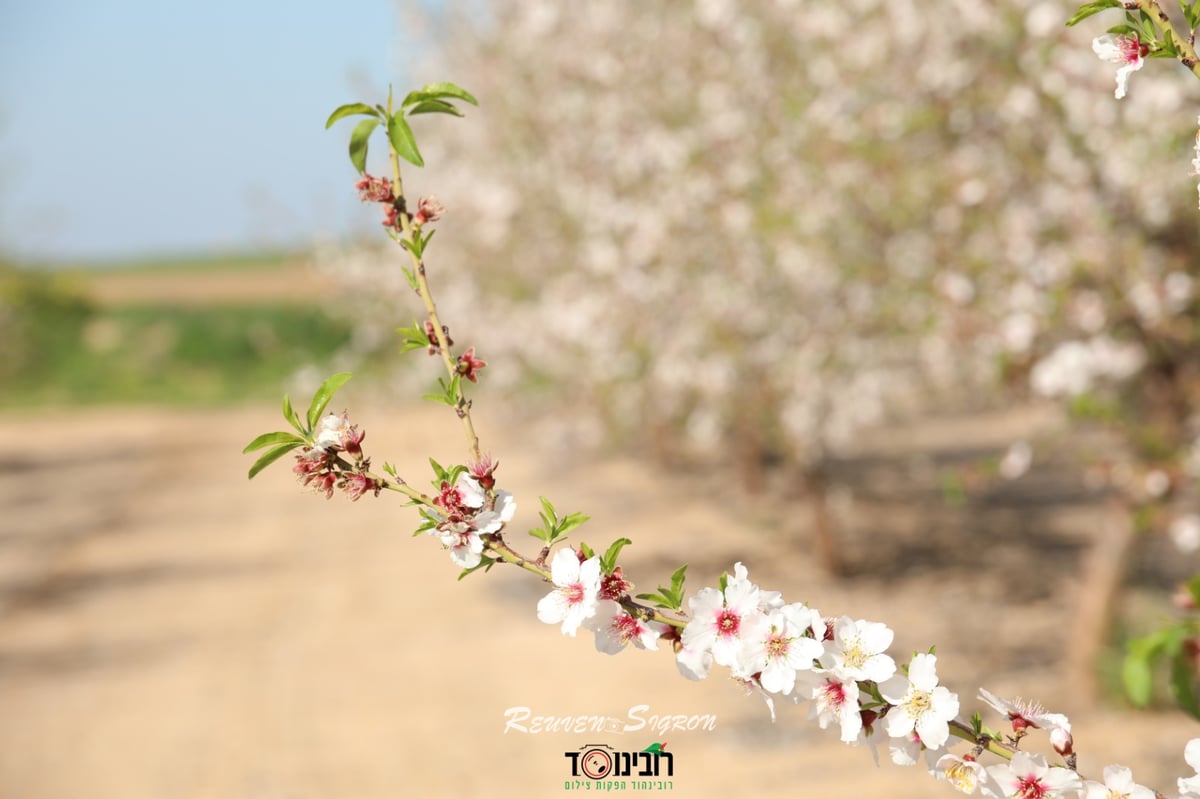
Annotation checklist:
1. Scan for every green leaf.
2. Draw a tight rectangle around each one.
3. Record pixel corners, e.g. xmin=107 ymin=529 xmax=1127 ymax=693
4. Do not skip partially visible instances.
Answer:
xmin=306 ymin=372 xmax=353 ymax=429
xmin=422 ymin=376 xmax=459 ymax=406
xmin=1170 ymin=650 xmax=1200 ymax=719
xmin=458 ymin=555 xmax=497 ymax=580
xmin=1159 ymin=29 xmax=1180 ymax=56
xmin=325 ymin=102 xmax=379 ymax=129
xmin=243 ymin=430 xmax=306 ymax=454
xmin=408 ymin=99 xmax=465 ymax=117
xmin=248 ymin=442 xmax=302 ymax=479
xmin=1186 ymin=574 xmax=1200 ymax=607
xmin=413 ymin=510 xmax=439 ymax=536
xmin=397 ymin=320 xmax=429 ymax=353
xmin=579 ymin=542 xmax=596 ymax=560
xmin=634 ymin=591 xmax=674 ymax=609
xmin=540 ymin=497 xmax=559 ymax=526
xmin=445 ymin=464 xmax=467 ymax=486
xmin=283 ymin=394 xmax=304 ymax=433
xmin=669 ymin=564 xmax=688 ymax=592
xmin=1066 ymin=0 xmax=1122 ymax=26
xmin=600 ymin=538 xmax=633 ymax=573
xmin=402 ymin=266 xmax=419 ymax=291
xmin=418 ymin=81 xmax=479 ymax=106
xmin=349 ymin=118 xmax=380 ymax=175
xmin=1122 ymin=650 xmax=1155 ymax=707
xmin=557 ymin=511 xmax=591 ymax=536
xmin=388 ymin=113 xmax=424 ymax=167
xmin=399 ymin=339 xmax=426 ymax=354
xmin=405 ymin=228 xmax=437 ymax=261
xmin=1105 ymin=23 xmax=1140 ymax=38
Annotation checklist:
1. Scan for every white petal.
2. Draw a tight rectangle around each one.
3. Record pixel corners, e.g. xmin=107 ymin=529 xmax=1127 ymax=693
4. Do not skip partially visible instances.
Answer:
xmin=908 ymin=653 xmax=939 ymax=691
xmin=455 ymin=474 xmax=486 ymax=508
xmin=676 ymin=644 xmax=713 ymax=680
xmin=785 ymin=636 xmax=825 ymax=669
xmin=449 ymin=536 xmax=483 ymax=568
xmin=886 ymin=709 xmax=916 ymax=739
xmin=1092 ymin=34 xmax=1122 ymax=63
xmin=1185 ymin=738 xmax=1200 ymax=772
xmin=863 ymin=652 xmax=897 ymax=683
xmin=931 ymin=687 xmax=960 ymax=721
xmin=549 ymin=548 xmax=581 ymax=586
xmin=494 ymin=490 xmax=517 ymax=522
xmin=916 ymin=713 xmax=950 ymax=750
xmin=760 ymin=660 xmax=796 ymax=694
xmin=636 ymin=624 xmax=662 ymax=651
xmin=537 ymin=591 xmax=567 ymax=625
xmin=839 ymin=705 xmax=863 ymax=743
xmin=578 ymin=555 xmax=602 ymax=591
xmin=878 ymin=675 xmax=909 ymax=705
xmin=723 ymin=577 xmax=761 ymax=614
xmin=859 ymin=621 xmax=895 ymax=653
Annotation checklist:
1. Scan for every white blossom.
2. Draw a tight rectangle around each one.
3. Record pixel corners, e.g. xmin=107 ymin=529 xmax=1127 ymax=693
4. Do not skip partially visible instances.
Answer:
xmin=536 ymin=550 xmax=602 ymax=636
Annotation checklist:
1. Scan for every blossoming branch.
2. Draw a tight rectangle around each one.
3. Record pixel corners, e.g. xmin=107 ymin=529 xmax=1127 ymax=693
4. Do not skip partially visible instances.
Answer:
xmin=243 ymin=4 xmax=1200 ymax=791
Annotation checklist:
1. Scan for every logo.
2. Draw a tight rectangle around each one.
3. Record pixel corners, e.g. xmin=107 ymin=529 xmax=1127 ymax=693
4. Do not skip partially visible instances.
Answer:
xmin=503 ymin=704 xmax=717 ymax=735
xmin=564 ymin=742 xmax=674 ymax=782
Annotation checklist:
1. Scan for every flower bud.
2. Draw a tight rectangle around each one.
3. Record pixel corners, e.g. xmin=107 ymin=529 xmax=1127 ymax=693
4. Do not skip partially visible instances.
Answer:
xmin=413 ymin=195 xmax=445 ymax=226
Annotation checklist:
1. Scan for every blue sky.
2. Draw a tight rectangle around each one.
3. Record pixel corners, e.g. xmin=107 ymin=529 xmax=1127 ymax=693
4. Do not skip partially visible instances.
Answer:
xmin=0 ymin=0 xmax=436 ymax=263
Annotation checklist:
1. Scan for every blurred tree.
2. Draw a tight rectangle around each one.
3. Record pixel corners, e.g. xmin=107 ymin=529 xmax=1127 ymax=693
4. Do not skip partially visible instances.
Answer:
xmin=324 ymin=0 xmax=1200 ymax=697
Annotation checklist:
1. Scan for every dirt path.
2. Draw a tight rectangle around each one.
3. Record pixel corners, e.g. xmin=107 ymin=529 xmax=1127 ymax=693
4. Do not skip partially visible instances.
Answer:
xmin=71 ymin=262 xmax=336 ymax=307
xmin=0 ymin=403 xmax=1196 ymax=798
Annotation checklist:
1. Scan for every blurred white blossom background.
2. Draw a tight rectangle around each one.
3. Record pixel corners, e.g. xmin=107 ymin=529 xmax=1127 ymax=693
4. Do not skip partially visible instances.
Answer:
xmin=324 ymin=0 xmax=1200 ymax=495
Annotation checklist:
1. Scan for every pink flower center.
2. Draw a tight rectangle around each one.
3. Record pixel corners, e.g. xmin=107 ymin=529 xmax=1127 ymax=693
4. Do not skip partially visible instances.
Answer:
xmin=565 ymin=583 xmax=586 ymax=605
xmin=715 ymin=609 xmax=740 ymax=637
xmin=766 ymin=633 xmax=790 ymax=660
xmin=1117 ymin=35 xmax=1148 ymax=63
xmin=613 ymin=613 xmax=641 ymax=643
xmin=1015 ymin=776 xmax=1049 ymax=799
xmin=821 ymin=680 xmax=847 ymax=709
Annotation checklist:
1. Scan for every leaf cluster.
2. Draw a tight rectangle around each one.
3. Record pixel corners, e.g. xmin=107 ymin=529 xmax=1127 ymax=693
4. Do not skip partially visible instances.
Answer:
xmin=423 ymin=374 xmax=463 ymax=407
xmin=428 ymin=457 xmax=467 ymax=491
xmin=397 ymin=320 xmax=433 ymax=354
xmin=242 ymin=373 xmax=353 ymax=478
xmin=635 ymin=565 xmax=688 ymax=612
xmin=1123 ymin=580 xmax=1200 ymax=719
xmin=528 ymin=497 xmax=591 ymax=545
xmin=325 ymin=82 xmax=479 ymax=172
xmin=578 ymin=537 xmax=633 ymax=575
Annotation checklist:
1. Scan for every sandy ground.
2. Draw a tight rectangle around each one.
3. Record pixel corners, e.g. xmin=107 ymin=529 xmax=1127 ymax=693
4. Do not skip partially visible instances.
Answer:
xmin=1 ymin=400 xmax=1198 ymax=798
xmin=71 ymin=263 xmax=337 ymax=307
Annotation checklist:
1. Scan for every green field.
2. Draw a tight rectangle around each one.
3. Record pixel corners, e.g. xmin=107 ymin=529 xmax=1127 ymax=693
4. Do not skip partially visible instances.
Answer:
xmin=0 ymin=253 xmax=356 ymax=407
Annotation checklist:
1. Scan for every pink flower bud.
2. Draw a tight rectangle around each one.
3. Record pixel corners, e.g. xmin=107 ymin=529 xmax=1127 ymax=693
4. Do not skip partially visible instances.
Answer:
xmin=355 ymin=174 xmax=395 ymax=203
xmin=456 ymin=347 xmax=488 ymax=383
xmin=600 ymin=566 xmax=632 ymax=601
xmin=424 ymin=320 xmax=454 ymax=354
xmin=469 ymin=454 xmax=498 ymax=490
xmin=413 ymin=195 xmax=445 ymax=226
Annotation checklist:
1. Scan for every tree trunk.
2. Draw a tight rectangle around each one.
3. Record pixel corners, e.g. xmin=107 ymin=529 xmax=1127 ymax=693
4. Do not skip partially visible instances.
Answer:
xmin=1065 ymin=496 xmax=1136 ymax=701
xmin=797 ymin=464 xmax=844 ymax=577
